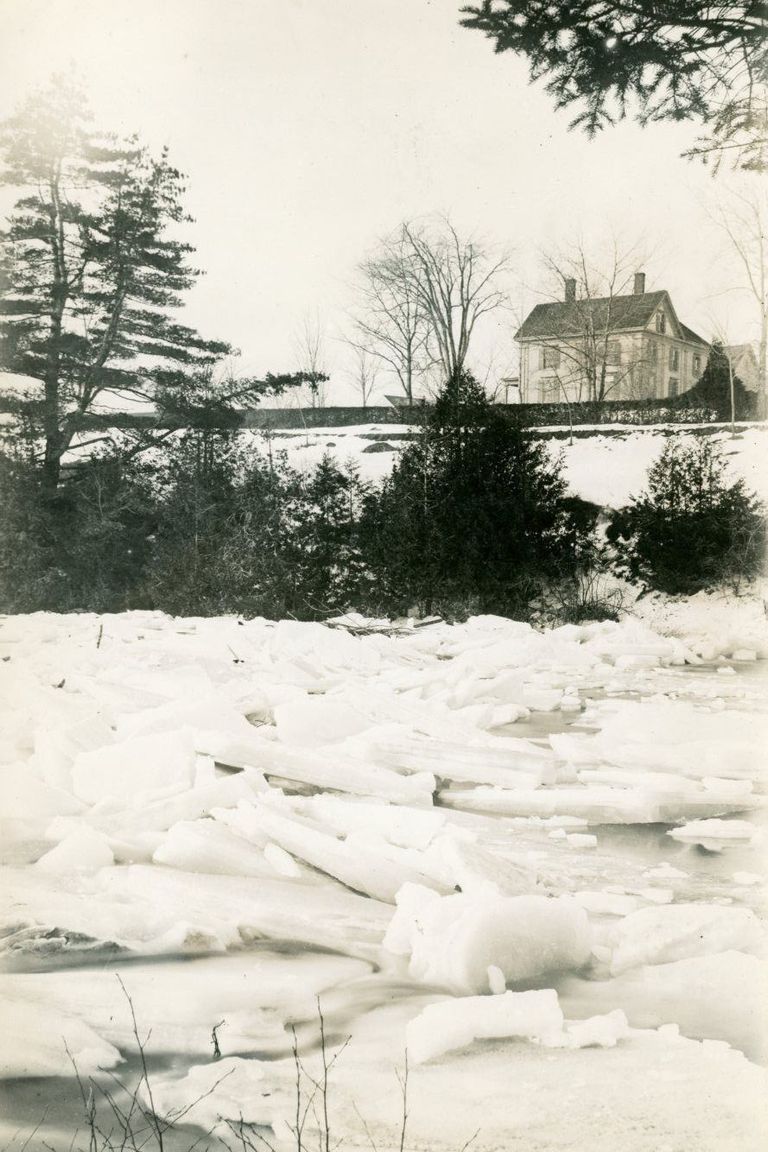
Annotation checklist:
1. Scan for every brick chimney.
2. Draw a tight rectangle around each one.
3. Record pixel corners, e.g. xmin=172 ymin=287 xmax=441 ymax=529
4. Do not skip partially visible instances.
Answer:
xmin=564 ymin=277 xmax=576 ymax=302
xmin=633 ymin=272 xmax=646 ymax=295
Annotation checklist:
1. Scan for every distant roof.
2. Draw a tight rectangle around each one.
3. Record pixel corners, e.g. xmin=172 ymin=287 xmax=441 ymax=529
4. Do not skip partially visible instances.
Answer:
xmin=724 ymin=343 xmax=758 ymax=359
xmin=516 ymin=290 xmax=708 ymax=347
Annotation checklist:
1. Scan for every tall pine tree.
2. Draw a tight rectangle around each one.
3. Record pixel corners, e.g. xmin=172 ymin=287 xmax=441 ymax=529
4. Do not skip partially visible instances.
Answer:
xmin=0 ymin=78 xmax=314 ymax=491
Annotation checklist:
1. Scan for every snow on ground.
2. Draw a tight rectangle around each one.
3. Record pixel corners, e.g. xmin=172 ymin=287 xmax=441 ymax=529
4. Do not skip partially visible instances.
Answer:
xmin=554 ymin=423 xmax=768 ymax=508
xmin=0 ymin=609 xmax=766 ymax=1150
xmin=627 ymin=579 xmax=768 ymax=660
xmin=241 ymin=422 xmax=768 ymax=508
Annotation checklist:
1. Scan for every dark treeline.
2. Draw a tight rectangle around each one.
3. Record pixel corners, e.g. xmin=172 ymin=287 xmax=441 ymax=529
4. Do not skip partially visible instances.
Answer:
xmin=1 ymin=372 xmax=765 ymax=621
xmin=0 ymin=375 xmax=588 ymax=619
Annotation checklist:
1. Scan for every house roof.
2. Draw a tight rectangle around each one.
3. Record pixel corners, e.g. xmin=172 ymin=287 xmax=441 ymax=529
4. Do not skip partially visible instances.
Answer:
xmin=680 ymin=323 xmax=709 ymax=347
xmin=516 ymin=290 xmax=708 ymax=347
xmin=724 ymin=343 xmax=758 ymax=360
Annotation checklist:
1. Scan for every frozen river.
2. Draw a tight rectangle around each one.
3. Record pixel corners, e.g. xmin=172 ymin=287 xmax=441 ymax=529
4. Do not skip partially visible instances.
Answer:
xmin=0 ymin=612 xmax=766 ymax=1151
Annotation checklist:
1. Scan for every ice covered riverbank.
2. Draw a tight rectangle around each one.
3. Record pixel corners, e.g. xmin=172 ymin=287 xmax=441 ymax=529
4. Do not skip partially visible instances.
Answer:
xmin=0 ymin=605 xmax=766 ymax=1150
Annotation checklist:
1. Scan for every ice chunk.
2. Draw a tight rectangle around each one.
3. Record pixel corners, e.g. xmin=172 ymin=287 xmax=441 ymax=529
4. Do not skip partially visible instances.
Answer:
xmin=264 ymin=842 xmax=302 ymax=877
xmin=554 ymin=1009 xmax=630 ymax=1049
xmin=298 ymin=793 xmax=445 ymax=849
xmin=273 ymin=694 xmax=373 ymax=745
xmin=572 ymin=891 xmax=640 ymax=917
xmin=72 ymin=729 xmax=198 ymax=804
xmin=422 ymin=833 xmax=539 ymax=897
xmin=566 ymin=833 xmax=597 ymax=849
xmin=667 ymin=819 xmax=758 ymax=852
xmin=0 ymin=764 xmax=84 ymax=820
xmin=32 ymin=715 xmax=115 ymax=792
xmin=216 ymin=800 xmax=449 ymax=903
xmin=610 ymin=904 xmax=763 ymax=975
xmin=441 ymin=783 xmax=758 ymax=824
xmin=521 ymin=686 xmax=563 ymax=712
xmin=116 ymin=697 xmax=257 ymax=740
xmin=232 ymin=740 xmax=435 ymax=805
xmin=487 ymin=965 xmax=506 ymax=994
xmin=385 ymin=884 xmax=591 ymax=993
xmin=153 ymin=818 xmax=287 ymax=877
xmin=576 ymin=700 xmax=768 ymax=782
xmin=36 ymin=828 xmax=114 ymax=872
xmin=368 ymin=733 xmax=556 ymax=788
xmin=406 ymin=989 xmax=565 ymax=1063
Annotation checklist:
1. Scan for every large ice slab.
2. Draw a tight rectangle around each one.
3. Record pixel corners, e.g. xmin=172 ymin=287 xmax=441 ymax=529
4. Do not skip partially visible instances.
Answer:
xmin=214 ymin=799 xmax=450 ymax=902
xmin=609 ymin=904 xmax=764 ymax=974
xmin=407 ymin=989 xmax=565 ymax=1063
xmin=72 ymin=729 xmax=198 ymax=804
xmin=385 ymin=884 xmax=591 ymax=993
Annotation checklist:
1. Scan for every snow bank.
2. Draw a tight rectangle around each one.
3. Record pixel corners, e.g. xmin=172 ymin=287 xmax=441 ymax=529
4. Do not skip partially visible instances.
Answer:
xmin=628 ymin=581 xmax=768 ymax=660
xmin=0 ymin=996 xmax=122 ymax=1078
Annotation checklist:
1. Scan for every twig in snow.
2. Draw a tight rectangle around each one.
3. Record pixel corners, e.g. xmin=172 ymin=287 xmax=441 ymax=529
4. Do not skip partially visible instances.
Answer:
xmin=116 ymin=975 xmax=166 ymax=1152
xmin=211 ymin=1020 xmax=225 ymax=1060
xmin=395 ymin=1051 xmax=408 ymax=1152
xmin=351 ymin=1104 xmax=379 ymax=1152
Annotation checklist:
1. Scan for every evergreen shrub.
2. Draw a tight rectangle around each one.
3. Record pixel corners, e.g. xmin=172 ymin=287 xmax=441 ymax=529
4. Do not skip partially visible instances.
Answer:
xmin=609 ymin=438 xmax=766 ymax=594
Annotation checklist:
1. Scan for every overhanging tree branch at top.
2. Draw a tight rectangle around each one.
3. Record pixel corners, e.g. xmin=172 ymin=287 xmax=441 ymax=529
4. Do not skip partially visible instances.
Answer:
xmin=458 ymin=2 xmax=768 ymax=172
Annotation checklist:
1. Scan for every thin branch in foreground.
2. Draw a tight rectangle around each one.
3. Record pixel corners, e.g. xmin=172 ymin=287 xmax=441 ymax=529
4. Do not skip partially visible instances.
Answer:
xmin=395 ymin=1051 xmax=408 ymax=1152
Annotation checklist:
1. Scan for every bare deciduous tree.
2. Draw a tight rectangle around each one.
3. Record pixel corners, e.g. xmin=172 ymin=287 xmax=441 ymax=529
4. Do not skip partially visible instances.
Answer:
xmin=711 ymin=184 xmax=767 ymax=413
xmin=350 ymin=225 xmax=432 ymax=405
xmin=348 ymin=347 xmax=380 ymax=409
xmin=293 ymin=310 xmax=328 ymax=408
xmin=401 ymin=218 xmax=510 ymax=386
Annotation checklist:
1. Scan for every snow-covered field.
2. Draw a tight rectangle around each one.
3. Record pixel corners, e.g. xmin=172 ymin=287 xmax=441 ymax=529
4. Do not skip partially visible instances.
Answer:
xmin=256 ymin=422 xmax=768 ymax=508
xmin=1 ymin=601 xmax=767 ymax=1150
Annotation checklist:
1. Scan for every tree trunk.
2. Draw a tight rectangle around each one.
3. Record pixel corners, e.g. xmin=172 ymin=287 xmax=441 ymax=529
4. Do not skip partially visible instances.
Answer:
xmin=759 ymin=307 xmax=767 ymax=419
xmin=41 ymin=163 xmax=68 ymax=494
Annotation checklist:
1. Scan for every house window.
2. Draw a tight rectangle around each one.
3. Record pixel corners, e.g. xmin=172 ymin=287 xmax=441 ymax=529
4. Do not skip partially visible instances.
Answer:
xmin=542 ymin=378 xmax=560 ymax=402
xmin=541 ymin=345 xmax=560 ymax=370
xmin=648 ymin=342 xmax=658 ymax=362
xmin=693 ymin=353 xmax=702 ymax=375
xmin=606 ymin=340 xmax=621 ymax=365
xmin=668 ymin=348 xmax=679 ymax=371
xmin=655 ymin=312 xmax=666 ymax=333
xmin=668 ymin=377 xmax=678 ymax=398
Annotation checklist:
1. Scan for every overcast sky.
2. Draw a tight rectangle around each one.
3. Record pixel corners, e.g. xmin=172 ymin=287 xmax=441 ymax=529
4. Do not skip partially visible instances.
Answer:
xmin=0 ymin=0 xmax=762 ymax=402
